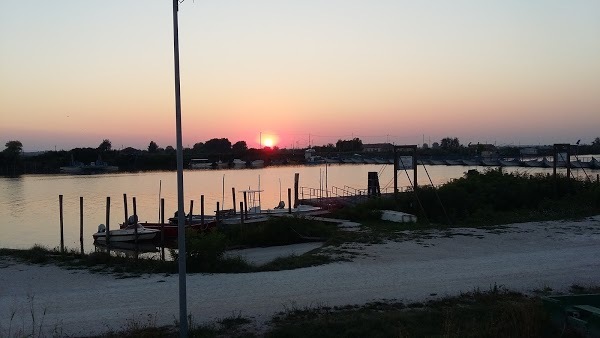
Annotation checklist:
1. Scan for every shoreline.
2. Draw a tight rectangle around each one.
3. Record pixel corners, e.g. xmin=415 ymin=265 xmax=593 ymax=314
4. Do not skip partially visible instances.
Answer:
xmin=2 ymin=216 xmax=599 ymax=336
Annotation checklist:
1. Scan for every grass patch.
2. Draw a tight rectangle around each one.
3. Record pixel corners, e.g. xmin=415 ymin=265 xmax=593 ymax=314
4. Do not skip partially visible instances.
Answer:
xmin=0 ymin=246 xmax=178 ymax=275
xmin=266 ymin=287 xmax=581 ymax=338
xmin=0 ymin=241 xmax=333 ymax=275
xmin=222 ymin=216 xmax=337 ymax=247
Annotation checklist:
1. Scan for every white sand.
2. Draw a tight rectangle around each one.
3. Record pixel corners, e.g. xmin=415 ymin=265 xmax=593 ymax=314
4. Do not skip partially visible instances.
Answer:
xmin=1 ymin=216 xmax=600 ymax=336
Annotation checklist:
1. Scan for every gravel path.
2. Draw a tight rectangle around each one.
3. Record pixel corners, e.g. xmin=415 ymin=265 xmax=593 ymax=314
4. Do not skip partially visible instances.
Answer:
xmin=1 ymin=216 xmax=600 ymax=336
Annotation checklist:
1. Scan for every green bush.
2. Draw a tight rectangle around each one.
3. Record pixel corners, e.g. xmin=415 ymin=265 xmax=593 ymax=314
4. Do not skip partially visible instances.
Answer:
xmin=185 ymin=229 xmax=228 ymax=272
xmin=337 ymin=168 xmax=600 ymax=226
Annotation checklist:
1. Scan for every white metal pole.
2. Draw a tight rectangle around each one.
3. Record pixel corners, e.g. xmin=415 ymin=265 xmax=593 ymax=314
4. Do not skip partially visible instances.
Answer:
xmin=172 ymin=0 xmax=188 ymax=336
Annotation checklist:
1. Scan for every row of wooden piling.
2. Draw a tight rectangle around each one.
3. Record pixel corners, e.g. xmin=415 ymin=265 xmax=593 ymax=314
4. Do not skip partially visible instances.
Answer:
xmin=57 ymin=184 xmax=299 ymax=256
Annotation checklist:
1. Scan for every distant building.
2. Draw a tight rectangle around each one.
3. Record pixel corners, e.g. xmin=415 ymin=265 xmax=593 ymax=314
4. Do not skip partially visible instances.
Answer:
xmin=363 ymin=143 xmax=394 ymax=153
xmin=520 ymin=147 xmax=538 ymax=156
xmin=304 ymin=148 xmax=316 ymax=160
xmin=467 ymin=143 xmax=497 ymax=158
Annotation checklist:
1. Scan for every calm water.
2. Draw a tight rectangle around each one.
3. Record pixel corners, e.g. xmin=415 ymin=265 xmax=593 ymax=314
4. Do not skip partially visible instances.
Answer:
xmin=0 ymin=163 xmax=589 ymax=251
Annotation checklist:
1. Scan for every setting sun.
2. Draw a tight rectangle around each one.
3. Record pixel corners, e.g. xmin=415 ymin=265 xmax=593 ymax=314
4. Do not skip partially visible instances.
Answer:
xmin=259 ymin=132 xmax=279 ymax=148
xmin=263 ymin=138 xmax=274 ymax=148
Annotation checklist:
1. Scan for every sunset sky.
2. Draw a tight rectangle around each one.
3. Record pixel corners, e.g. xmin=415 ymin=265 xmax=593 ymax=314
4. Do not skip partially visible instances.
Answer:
xmin=1 ymin=1 xmax=599 ymax=151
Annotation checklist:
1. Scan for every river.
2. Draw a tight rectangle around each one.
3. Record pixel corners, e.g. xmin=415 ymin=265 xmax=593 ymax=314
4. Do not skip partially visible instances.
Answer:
xmin=0 ymin=163 xmax=591 ymax=251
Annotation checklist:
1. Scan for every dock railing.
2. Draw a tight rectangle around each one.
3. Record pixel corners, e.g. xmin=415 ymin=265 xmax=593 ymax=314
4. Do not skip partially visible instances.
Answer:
xmin=300 ymin=184 xmax=418 ymax=209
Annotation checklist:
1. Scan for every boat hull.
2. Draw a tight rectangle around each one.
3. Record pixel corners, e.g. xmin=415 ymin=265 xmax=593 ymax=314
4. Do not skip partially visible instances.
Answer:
xmin=93 ymin=231 xmax=157 ymax=242
xmin=138 ymin=222 xmax=216 ymax=238
xmin=93 ymin=224 xmax=159 ymax=242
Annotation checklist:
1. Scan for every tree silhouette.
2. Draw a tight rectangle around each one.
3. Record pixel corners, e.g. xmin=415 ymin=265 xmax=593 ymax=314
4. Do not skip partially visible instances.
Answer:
xmin=336 ymin=138 xmax=363 ymax=152
xmin=4 ymin=140 xmax=23 ymax=158
xmin=204 ymin=138 xmax=231 ymax=154
xmin=232 ymin=141 xmax=248 ymax=154
xmin=98 ymin=139 xmax=112 ymax=152
xmin=440 ymin=137 xmax=461 ymax=149
xmin=148 ymin=141 xmax=159 ymax=153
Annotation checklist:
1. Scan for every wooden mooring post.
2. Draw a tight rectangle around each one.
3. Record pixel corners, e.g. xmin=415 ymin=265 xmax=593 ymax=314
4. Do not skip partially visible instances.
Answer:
xmin=59 ymin=194 xmax=64 ymax=253
xmin=367 ymin=172 xmax=381 ymax=198
xmin=216 ymin=201 xmax=220 ymax=224
xmin=243 ymin=191 xmax=248 ymax=220
xmin=232 ymin=187 xmax=237 ymax=215
xmin=133 ymin=197 xmax=138 ymax=247
xmin=294 ymin=173 xmax=299 ymax=207
xmin=288 ymin=188 xmax=292 ymax=214
xmin=200 ymin=195 xmax=205 ymax=226
xmin=160 ymin=198 xmax=165 ymax=261
xmin=123 ymin=193 xmax=128 ymax=224
xmin=240 ymin=201 xmax=244 ymax=225
xmin=105 ymin=196 xmax=111 ymax=247
xmin=79 ymin=196 xmax=84 ymax=255
xmin=188 ymin=200 xmax=194 ymax=224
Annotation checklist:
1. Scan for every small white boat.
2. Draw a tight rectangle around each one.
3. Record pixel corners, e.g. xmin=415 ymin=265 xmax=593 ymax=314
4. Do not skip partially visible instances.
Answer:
xmin=261 ymin=203 xmax=322 ymax=215
xmin=93 ymin=223 xmax=159 ymax=242
xmin=232 ymin=159 xmax=247 ymax=168
xmin=189 ymin=158 xmax=212 ymax=169
xmin=60 ymin=157 xmax=118 ymax=174
xmin=250 ymin=159 xmax=264 ymax=168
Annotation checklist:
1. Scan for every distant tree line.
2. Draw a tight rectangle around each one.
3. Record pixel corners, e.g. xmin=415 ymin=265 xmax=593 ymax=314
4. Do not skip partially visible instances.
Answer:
xmin=1 ymin=136 xmax=600 ymax=176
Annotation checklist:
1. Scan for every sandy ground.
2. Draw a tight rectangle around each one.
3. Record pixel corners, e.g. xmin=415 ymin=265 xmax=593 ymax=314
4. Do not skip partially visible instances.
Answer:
xmin=225 ymin=242 xmax=324 ymax=265
xmin=1 ymin=216 xmax=600 ymax=336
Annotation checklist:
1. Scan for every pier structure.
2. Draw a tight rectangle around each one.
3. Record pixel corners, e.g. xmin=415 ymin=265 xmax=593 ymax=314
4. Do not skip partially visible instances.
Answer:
xmin=316 ymin=155 xmax=599 ymax=169
xmin=393 ymin=145 xmax=418 ymax=199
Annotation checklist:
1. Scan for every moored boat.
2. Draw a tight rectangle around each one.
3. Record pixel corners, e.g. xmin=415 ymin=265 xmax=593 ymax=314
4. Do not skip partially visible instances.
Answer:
xmin=93 ymin=223 xmax=159 ymax=242
xmin=220 ymin=188 xmax=323 ymax=225
xmin=232 ymin=159 xmax=246 ymax=168
xmin=461 ymin=159 xmax=481 ymax=166
xmin=137 ymin=221 xmax=216 ymax=238
xmin=251 ymin=159 xmax=265 ymax=168
xmin=522 ymin=158 xmax=550 ymax=168
xmin=481 ymin=159 xmax=500 ymax=166
xmin=189 ymin=158 xmax=212 ymax=169
xmin=60 ymin=156 xmax=118 ymax=174
xmin=499 ymin=159 xmax=520 ymax=167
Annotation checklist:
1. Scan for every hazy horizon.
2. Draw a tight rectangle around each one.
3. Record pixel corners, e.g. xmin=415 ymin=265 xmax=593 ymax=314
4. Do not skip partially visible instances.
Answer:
xmin=2 ymin=1 xmax=599 ymax=152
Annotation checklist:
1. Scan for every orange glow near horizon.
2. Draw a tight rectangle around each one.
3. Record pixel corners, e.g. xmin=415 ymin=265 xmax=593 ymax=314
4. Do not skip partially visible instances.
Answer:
xmin=263 ymin=138 xmax=274 ymax=148
xmin=257 ymin=133 xmax=279 ymax=149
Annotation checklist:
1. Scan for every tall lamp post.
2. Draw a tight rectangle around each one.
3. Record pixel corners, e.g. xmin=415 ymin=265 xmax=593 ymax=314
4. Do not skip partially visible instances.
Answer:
xmin=172 ymin=0 xmax=187 ymax=336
